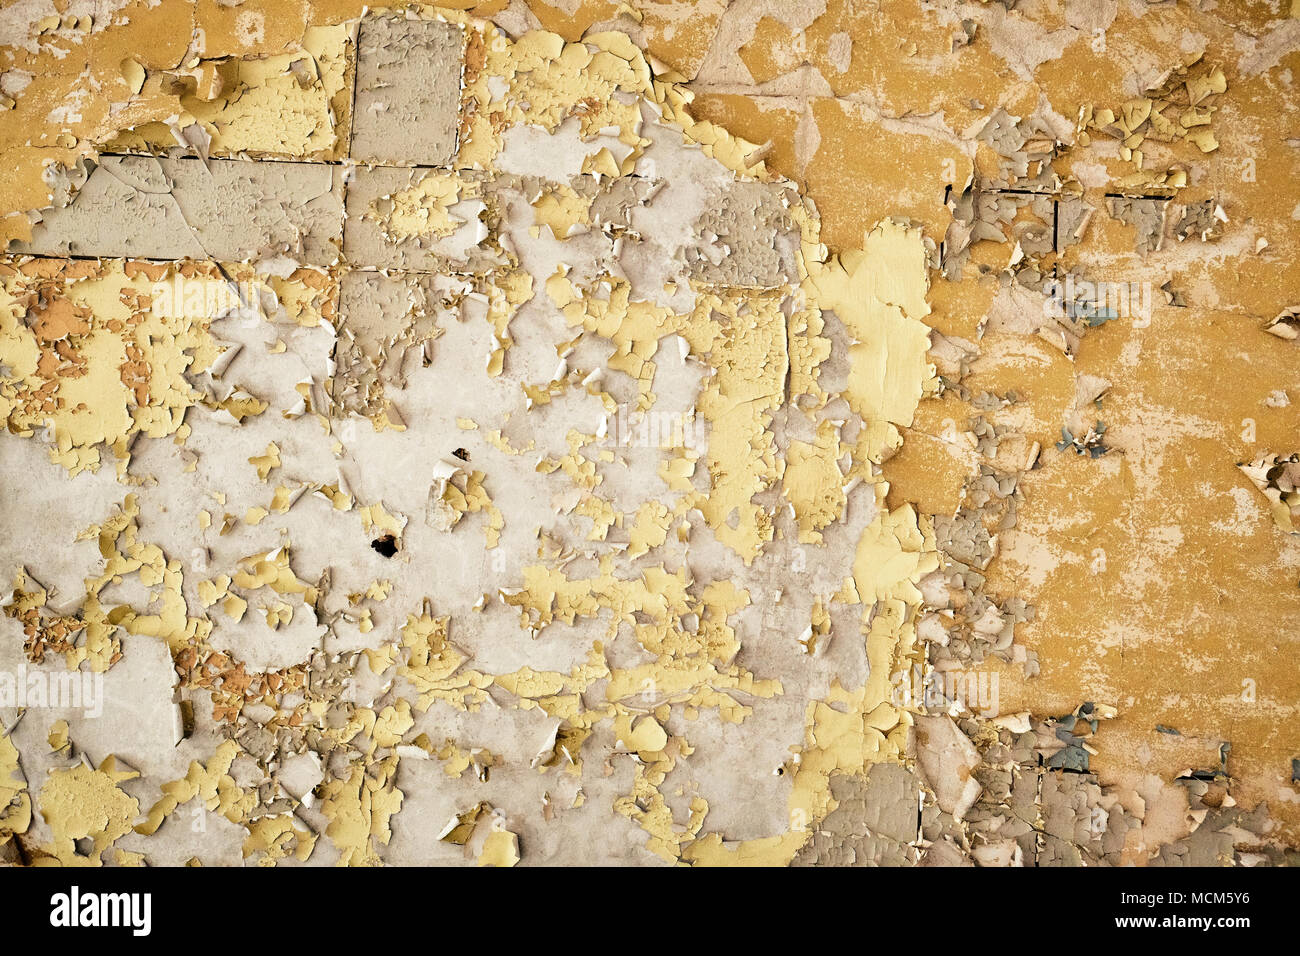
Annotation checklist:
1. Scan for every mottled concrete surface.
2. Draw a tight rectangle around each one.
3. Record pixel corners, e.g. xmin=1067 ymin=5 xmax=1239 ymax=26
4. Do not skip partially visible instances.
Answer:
xmin=0 ymin=0 xmax=1297 ymax=868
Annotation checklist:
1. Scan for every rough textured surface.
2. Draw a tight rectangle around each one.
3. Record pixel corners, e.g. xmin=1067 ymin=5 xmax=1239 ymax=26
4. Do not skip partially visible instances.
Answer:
xmin=351 ymin=15 xmax=464 ymax=166
xmin=343 ymin=165 xmax=490 ymax=271
xmin=15 ymin=156 xmax=345 ymax=265
xmin=685 ymin=180 xmax=800 ymax=289
xmin=0 ymin=1 xmax=1297 ymax=870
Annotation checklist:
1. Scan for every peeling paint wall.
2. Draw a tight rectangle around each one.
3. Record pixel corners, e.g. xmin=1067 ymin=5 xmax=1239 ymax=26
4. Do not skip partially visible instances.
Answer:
xmin=0 ymin=0 xmax=1298 ymax=867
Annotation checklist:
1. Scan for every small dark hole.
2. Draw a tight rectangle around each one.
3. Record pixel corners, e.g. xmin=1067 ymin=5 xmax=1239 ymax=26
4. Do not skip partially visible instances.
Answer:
xmin=371 ymin=535 xmax=398 ymax=558
xmin=453 ymin=447 xmax=470 ymax=461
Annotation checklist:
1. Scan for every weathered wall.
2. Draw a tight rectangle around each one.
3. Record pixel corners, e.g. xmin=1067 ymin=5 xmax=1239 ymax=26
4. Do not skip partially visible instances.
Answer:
xmin=0 ymin=0 xmax=1297 ymax=866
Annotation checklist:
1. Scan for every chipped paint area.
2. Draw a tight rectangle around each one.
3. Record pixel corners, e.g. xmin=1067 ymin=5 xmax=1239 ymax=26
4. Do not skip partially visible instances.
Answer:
xmin=0 ymin=0 xmax=1298 ymax=868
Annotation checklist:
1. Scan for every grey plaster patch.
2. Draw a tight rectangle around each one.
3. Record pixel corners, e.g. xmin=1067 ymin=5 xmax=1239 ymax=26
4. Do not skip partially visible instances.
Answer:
xmin=351 ymin=15 xmax=464 ymax=166
xmin=684 ymin=180 xmax=799 ymax=289
xmin=11 ymin=156 xmax=344 ymax=265
xmin=343 ymin=165 xmax=492 ymax=271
